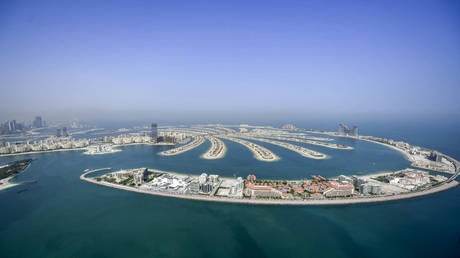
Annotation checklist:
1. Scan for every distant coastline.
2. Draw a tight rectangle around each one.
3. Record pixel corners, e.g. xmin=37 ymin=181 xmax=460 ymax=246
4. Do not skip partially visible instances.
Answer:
xmin=0 ymin=142 xmax=174 ymax=157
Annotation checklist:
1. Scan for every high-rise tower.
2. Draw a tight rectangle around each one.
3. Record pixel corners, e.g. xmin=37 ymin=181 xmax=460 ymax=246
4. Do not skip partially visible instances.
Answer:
xmin=151 ymin=123 xmax=158 ymax=139
xmin=33 ymin=116 xmax=43 ymax=128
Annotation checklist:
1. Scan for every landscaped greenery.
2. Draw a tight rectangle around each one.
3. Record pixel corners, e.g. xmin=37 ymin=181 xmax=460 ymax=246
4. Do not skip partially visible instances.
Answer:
xmin=0 ymin=159 xmax=33 ymax=180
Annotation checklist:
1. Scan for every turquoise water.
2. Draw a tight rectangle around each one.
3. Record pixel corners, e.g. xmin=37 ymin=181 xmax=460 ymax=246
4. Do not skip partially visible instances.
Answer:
xmin=1 ymin=122 xmax=460 ymax=257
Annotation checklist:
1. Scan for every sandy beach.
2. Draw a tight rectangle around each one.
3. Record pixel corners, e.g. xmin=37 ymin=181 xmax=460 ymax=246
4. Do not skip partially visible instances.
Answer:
xmin=0 ymin=177 xmax=19 ymax=191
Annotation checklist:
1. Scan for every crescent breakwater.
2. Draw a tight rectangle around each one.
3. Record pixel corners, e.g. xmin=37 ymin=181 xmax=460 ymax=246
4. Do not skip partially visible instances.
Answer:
xmin=253 ymin=135 xmax=353 ymax=150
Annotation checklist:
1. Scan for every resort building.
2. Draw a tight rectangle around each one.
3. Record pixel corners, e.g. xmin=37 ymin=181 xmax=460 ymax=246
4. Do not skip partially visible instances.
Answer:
xmin=245 ymin=183 xmax=282 ymax=198
xmin=338 ymin=124 xmax=358 ymax=136
xmin=323 ymin=181 xmax=354 ymax=197
xmin=389 ymin=170 xmax=431 ymax=190
xmin=200 ymin=183 xmax=213 ymax=193
xmin=359 ymin=184 xmax=381 ymax=195
xmin=199 ymin=173 xmax=208 ymax=185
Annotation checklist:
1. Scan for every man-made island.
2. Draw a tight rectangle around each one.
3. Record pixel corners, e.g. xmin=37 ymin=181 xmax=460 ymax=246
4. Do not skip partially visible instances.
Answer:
xmin=81 ymin=166 xmax=458 ymax=205
xmin=78 ymin=123 xmax=460 ymax=205
xmin=0 ymin=159 xmax=33 ymax=191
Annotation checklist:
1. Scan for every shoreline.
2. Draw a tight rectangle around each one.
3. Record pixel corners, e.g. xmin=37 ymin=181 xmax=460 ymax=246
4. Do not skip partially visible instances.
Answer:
xmin=0 ymin=142 xmax=175 ymax=158
xmin=0 ymin=176 xmax=20 ymax=191
xmin=81 ymin=169 xmax=459 ymax=206
xmin=0 ymin=147 xmax=87 ymax=157
xmin=358 ymin=137 xmax=414 ymax=162
xmin=0 ymin=161 xmax=33 ymax=191
xmin=83 ymin=149 xmax=122 ymax=155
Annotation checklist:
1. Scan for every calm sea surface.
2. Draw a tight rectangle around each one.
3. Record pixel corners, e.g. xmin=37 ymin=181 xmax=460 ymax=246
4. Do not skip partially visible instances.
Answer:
xmin=1 ymin=121 xmax=459 ymax=258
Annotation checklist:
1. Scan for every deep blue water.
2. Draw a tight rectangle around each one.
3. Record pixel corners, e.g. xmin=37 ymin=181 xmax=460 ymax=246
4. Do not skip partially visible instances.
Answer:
xmin=0 ymin=121 xmax=459 ymax=258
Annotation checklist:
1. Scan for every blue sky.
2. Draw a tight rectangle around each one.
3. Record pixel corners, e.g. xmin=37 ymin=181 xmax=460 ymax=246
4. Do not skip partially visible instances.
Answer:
xmin=0 ymin=0 xmax=459 ymax=122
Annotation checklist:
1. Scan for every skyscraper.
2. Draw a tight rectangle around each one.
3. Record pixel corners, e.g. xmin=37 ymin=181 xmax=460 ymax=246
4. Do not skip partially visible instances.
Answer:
xmin=8 ymin=120 xmax=16 ymax=132
xmin=62 ymin=127 xmax=68 ymax=137
xmin=338 ymin=123 xmax=358 ymax=137
xmin=151 ymin=123 xmax=158 ymax=139
xmin=56 ymin=128 xmax=62 ymax=137
xmin=350 ymin=126 xmax=358 ymax=137
xmin=33 ymin=116 xmax=43 ymax=128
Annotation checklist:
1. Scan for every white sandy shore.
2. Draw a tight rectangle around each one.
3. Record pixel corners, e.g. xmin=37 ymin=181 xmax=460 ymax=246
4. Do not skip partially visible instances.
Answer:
xmin=0 ymin=177 xmax=19 ymax=191
xmin=83 ymin=149 xmax=122 ymax=155
xmin=358 ymin=138 xmax=414 ymax=161
xmin=0 ymin=162 xmax=33 ymax=191
xmin=81 ymin=170 xmax=459 ymax=206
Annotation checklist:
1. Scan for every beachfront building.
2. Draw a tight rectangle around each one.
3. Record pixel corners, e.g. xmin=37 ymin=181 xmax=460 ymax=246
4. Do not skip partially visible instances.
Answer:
xmin=338 ymin=124 xmax=358 ymax=136
xmin=351 ymin=176 xmax=367 ymax=187
xmin=338 ymin=175 xmax=354 ymax=184
xmin=187 ymin=180 xmax=200 ymax=194
xmin=200 ymin=182 xmax=213 ymax=193
xmin=199 ymin=173 xmax=208 ymax=185
xmin=359 ymin=183 xmax=381 ymax=195
xmin=228 ymin=177 xmax=244 ymax=198
xmin=245 ymin=183 xmax=282 ymax=198
xmin=389 ymin=170 xmax=431 ymax=190
xmin=208 ymin=174 xmax=220 ymax=184
xmin=196 ymin=173 xmax=220 ymax=194
xmin=323 ymin=181 xmax=354 ymax=197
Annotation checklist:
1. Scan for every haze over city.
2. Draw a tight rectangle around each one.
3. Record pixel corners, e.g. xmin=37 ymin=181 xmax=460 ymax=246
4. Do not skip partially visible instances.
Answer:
xmin=1 ymin=0 xmax=459 ymax=122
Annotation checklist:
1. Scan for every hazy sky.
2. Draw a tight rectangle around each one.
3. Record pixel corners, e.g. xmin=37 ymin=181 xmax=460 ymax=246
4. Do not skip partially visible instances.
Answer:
xmin=0 ymin=0 xmax=459 ymax=122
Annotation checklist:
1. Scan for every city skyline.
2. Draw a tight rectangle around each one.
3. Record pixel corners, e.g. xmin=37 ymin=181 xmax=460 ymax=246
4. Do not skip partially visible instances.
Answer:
xmin=1 ymin=1 xmax=459 ymax=121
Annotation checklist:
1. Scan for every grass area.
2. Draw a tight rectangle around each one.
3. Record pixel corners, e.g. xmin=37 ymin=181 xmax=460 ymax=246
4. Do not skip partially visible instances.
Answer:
xmin=0 ymin=159 xmax=33 ymax=180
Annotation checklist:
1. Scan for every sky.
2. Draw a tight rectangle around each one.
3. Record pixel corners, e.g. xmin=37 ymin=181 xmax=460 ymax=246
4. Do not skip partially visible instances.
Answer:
xmin=0 ymin=0 xmax=459 ymax=122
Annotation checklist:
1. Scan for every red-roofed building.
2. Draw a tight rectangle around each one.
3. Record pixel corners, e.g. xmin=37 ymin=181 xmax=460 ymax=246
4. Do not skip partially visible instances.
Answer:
xmin=247 ymin=174 xmax=256 ymax=182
